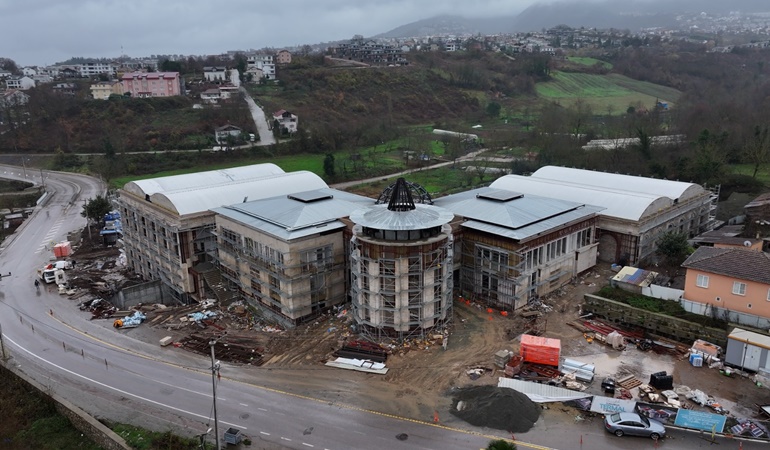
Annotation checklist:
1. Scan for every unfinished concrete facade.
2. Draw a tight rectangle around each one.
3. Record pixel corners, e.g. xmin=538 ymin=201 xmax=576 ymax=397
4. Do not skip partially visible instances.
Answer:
xmin=434 ymin=187 xmax=602 ymax=310
xmin=349 ymin=178 xmax=454 ymax=339
xmin=117 ymin=165 xmax=326 ymax=303
xmin=490 ymin=166 xmax=718 ymax=265
xmin=213 ymin=189 xmax=372 ymax=327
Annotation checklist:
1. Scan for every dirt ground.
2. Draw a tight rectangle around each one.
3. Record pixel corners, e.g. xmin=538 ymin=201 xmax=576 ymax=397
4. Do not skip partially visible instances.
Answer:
xmin=64 ymin=234 xmax=770 ymax=430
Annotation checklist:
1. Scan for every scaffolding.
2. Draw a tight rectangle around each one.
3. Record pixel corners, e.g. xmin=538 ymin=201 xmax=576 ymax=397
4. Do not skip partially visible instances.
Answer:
xmin=350 ymin=234 xmax=453 ymax=341
xmin=215 ymin=229 xmax=347 ymax=327
xmin=457 ymin=238 xmax=529 ymax=310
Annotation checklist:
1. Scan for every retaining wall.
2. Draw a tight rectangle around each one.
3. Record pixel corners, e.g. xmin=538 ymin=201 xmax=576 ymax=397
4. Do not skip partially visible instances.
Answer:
xmin=583 ymin=293 xmax=729 ymax=346
xmin=112 ymin=279 xmax=178 ymax=309
xmin=0 ymin=364 xmax=131 ymax=450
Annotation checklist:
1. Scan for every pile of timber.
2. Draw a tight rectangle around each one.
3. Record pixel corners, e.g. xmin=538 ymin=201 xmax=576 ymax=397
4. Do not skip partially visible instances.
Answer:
xmin=335 ymin=340 xmax=389 ymax=363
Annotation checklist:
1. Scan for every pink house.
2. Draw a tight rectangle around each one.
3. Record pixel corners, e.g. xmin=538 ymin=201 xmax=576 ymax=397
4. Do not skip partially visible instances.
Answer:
xmin=121 ymin=72 xmax=181 ymax=98
xmin=682 ymin=246 xmax=770 ymax=327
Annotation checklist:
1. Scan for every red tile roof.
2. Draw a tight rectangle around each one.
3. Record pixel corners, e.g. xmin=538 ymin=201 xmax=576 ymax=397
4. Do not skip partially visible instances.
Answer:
xmin=682 ymin=246 xmax=770 ymax=285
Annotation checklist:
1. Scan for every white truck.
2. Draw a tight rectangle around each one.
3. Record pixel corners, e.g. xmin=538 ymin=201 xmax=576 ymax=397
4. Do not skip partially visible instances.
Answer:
xmin=37 ymin=261 xmax=71 ymax=284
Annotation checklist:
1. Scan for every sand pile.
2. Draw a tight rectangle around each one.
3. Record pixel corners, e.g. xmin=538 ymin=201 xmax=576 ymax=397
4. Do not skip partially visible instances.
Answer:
xmin=450 ymin=385 xmax=540 ymax=432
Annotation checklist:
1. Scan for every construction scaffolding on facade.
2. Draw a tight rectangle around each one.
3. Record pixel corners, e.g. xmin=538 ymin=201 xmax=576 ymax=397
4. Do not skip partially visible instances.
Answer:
xmin=458 ymin=237 xmax=529 ymax=311
xmin=349 ymin=177 xmax=456 ymax=342
xmin=350 ymin=235 xmax=454 ymax=341
xmin=216 ymin=229 xmax=347 ymax=328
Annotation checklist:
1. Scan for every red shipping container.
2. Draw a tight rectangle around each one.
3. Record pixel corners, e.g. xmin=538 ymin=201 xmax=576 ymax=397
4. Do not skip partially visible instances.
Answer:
xmin=520 ymin=334 xmax=561 ymax=367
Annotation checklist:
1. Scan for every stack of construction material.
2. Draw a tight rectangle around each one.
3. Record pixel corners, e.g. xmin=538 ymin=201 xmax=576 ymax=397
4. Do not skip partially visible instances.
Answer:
xmin=494 ymin=350 xmax=513 ymax=369
xmin=54 ymin=241 xmax=72 ymax=257
xmin=520 ymin=334 xmax=561 ymax=367
xmin=649 ymin=371 xmax=674 ymax=390
xmin=561 ymin=358 xmax=595 ymax=382
xmin=335 ymin=340 xmax=388 ymax=363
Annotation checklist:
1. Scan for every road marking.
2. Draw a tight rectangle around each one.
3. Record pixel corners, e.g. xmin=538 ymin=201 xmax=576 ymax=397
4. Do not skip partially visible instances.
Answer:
xmin=281 ymin=437 xmax=292 ymax=441
xmin=4 ymin=335 xmax=248 ymax=431
xmin=258 ymin=407 xmax=268 ymax=411
xmin=239 ymin=403 xmax=249 ymax=407
xmin=40 ymin=312 xmax=552 ymax=450
xmin=302 ymin=443 xmax=314 ymax=447
xmin=260 ymin=432 xmax=270 ymax=436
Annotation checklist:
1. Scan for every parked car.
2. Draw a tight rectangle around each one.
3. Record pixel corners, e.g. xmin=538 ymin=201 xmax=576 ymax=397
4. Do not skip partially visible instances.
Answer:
xmin=604 ymin=412 xmax=666 ymax=440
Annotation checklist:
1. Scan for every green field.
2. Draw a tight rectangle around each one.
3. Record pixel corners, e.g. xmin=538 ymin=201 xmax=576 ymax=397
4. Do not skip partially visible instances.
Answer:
xmin=727 ymin=163 xmax=770 ymax=186
xmin=536 ymin=72 xmax=682 ymax=114
xmin=566 ymin=57 xmax=613 ymax=69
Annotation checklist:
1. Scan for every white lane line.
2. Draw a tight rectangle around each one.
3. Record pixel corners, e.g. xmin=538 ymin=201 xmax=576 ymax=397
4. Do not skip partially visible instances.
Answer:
xmin=302 ymin=443 xmax=314 ymax=447
xmin=239 ymin=403 xmax=249 ymax=407
xmin=281 ymin=437 xmax=292 ymax=441
xmin=5 ymin=336 xmax=247 ymax=430
xmin=260 ymin=432 xmax=270 ymax=436
xmin=258 ymin=407 xmax=268 ymax=411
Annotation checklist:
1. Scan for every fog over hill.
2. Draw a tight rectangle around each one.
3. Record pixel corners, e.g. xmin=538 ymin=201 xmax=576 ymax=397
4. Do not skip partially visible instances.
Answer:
xmin=375 ymin=0 xmax=770 ymax=38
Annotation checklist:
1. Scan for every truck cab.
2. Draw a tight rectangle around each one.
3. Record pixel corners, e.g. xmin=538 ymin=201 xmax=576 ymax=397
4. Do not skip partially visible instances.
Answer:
xmin=37 ymin=268 xmax=57 ymax=284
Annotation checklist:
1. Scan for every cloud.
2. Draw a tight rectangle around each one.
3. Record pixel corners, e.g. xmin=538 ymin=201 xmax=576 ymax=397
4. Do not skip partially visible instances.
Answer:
xmin=0 ymin=0 xmax=538 ymax=65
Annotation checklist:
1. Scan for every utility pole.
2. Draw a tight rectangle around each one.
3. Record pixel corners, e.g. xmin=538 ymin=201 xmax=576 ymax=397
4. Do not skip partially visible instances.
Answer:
xmin=21 ymin=158 xmax=27 ymax=179
xmin=209 ymin=339 xmax=221 ymax=450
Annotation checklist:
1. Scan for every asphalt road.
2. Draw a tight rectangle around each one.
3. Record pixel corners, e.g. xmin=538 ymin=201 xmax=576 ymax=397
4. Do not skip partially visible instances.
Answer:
xmin=0 ymin=165 xmax=765 ymax=450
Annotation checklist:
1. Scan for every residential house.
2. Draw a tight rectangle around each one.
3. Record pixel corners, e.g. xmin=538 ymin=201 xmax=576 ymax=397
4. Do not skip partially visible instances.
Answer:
xmin=246 ymin=54 xmax=275 ymax=80
xmin=22 ymin=67 xmax=37 ymax=77
xmin=90 ymin=81 xmax=124 ymax=100
xmin=51 ymin=82 xmax=78 ymax=96
xmin=275 ymin=50 xmax=292 ymax=65
xmin=121 ymin=72 xmax=181 ymax=97
xmin=273 ymin=110 xmax=298 ymax=134
xmin=245 ymin=67 xmax=264 ymax=82
xmin=215 ymin=124 xmax=243 ymax=143
xmin=681 ymin=246 xmax=770 ymax=328
xmin=58 ymin=67 xmax=80 ymax=78
xmin=78 ymin=62 xmax=116 ymax=77
xmin=200 ymin=88 xmax=222 ymax=104
xmin=0 ymin=70 xmax=12 ymax=79
xmin=32 ymin=74 xmax=53 ymax=84
xmin=690 ymin=224 xmax=763 ymax=250
xmin=219 ymin=85 xmax=239 ymax=100
xmin=203 ymin=66 xmax=228 ymax=82
xmin=5 ymin=76 xmax=35 ymax=90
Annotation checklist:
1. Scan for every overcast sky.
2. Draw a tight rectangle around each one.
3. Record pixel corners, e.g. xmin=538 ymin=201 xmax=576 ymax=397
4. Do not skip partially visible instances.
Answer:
xmin=0 ymin=0 xmax=545 ymax=67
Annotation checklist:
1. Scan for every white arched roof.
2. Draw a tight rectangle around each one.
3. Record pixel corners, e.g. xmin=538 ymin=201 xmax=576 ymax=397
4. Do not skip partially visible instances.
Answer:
xmin=532 ymin=166 xmax=705 ymax=202
xmin=150 ymin=171 xmax=328 ymax=216
xmin=123 ymin=163 xmax=285 ymax=198
xmin=490 ymin=175 xmax=671 ymax=222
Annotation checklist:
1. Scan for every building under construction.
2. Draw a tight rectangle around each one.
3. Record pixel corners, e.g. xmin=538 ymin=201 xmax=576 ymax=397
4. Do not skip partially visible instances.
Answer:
xmin=434 ymin=187 xmax=603 ymax=310
xmin=349 ymin=178 xmax=455 ymax=339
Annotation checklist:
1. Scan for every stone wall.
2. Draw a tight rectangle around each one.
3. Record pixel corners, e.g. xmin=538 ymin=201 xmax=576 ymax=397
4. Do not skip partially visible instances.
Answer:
xmin=0 ymin=364 xmax=131 ymax=450
xmin=583 ymin=293 xmax=729 ymax=346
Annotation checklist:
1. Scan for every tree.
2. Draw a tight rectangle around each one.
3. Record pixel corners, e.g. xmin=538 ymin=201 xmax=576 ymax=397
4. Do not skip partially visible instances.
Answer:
xmin=81 ymin=195 xmax=112 ymax=228
xmin=323 ymin=153 xmax=336 ymax=178
xmin=656 ymin=231 xmax=692 ymax=266
xmin=487 ymin=439 xmax=517 ymax=450
xmin=486 ymin=102 xmax=502 ymax=118
xmin=743 ymin=125 xmax=770 ymax=179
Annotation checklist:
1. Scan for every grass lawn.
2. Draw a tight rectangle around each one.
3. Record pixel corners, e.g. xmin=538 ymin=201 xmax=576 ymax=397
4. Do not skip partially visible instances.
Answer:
xmin=536 ymin=72 xmax=681 ymax=114
xmin=566 ymin=56 xmax=613 ymax=69
xmin=727 ymin=163 xmax=770 ymax=186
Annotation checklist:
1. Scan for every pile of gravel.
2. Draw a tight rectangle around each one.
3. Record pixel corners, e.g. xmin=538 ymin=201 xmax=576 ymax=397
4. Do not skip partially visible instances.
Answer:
xmin=450 ymin=385 xmax=540 ymax=432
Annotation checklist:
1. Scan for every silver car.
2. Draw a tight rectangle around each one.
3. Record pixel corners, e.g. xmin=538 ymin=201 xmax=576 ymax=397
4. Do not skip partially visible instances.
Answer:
xmin=604 ymin=412 xmax=666 ymax=440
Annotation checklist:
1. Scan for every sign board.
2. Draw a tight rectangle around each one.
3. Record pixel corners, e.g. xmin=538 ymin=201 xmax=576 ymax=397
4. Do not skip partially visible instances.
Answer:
xmin=589 ymin=397 xmax=637 ymax=415
xmin=674 ymin=409 xmax=726 ymax=433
